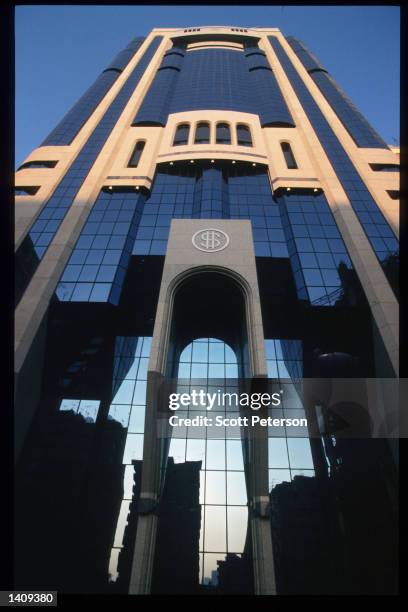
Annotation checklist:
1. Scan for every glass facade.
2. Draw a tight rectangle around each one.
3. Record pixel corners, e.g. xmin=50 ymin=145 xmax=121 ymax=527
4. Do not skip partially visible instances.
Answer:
xmin=132 ymin=42 xmax=293 ymax=127
xmin=132 ymin=164 xmax=288 ymax=257
xmin=15 ymin=27 xmax=399 ymax=597
xmin=41 ymin=71 xmax=121 ymax=146
xmin=269 ymin=37 xmax=399 ymax=295
xmin=286 ymin=37 xmax=389 ymax=149
xmin=310 ymin=70 xmax=389 ymax=149
xmin=246 ymin=64 xmax=295 ymax=127
xmin=56 ymin=188 xmax=146 ymax=304
xmin=265 ymin=339 xmax=314 ymax=490
xmin=107 ymin=336 xmax=152 ymax=582
xmin=169 ymin=48 xmax=253 ymax=114
xmin=131 ymin=162 xmax=356 ymax=306
xmin=194 ymin=122 xmax=210 ymax=144
xmin=42 ymin=38 xmax=146 ymax=146
xmin=193 ymin=166 xmax=230 ymax=218
xmin=276 ymin=190 xmax=353 ymax=304
xmin=168 ymin=338 xmax=248 ymax=587
xmin=15 ymin=36 xmax=163 ymax=305
xmin=132 ymin=47 xmax=185 ymax=126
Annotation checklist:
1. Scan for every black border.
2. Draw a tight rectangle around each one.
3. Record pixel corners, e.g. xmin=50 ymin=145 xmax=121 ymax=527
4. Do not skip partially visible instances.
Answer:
xmin=3 ymin=1 xmax=406 ymax=601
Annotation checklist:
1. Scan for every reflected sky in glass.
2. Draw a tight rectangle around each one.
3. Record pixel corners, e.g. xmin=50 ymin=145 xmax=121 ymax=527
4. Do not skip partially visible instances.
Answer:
xmin=108 ymin=336 xmax=151 ymax=582
xmin=59 ymin=398 xmax=100 ymax=423
xmin=265 ymin=339 xmax=315 ymax=489
xmin=169 ymin=338 xmax=249 ymax=586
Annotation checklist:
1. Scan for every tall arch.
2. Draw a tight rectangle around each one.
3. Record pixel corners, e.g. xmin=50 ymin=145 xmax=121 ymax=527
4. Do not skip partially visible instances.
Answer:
xmin=129 ymin=219 xmax=276 ymax=596
xmin=154 ymin=266 xmax=261 ymax=378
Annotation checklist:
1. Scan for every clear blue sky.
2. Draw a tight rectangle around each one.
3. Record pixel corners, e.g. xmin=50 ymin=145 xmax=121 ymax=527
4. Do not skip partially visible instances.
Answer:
xmin=15 ymin=5 xmax=400 ymax=167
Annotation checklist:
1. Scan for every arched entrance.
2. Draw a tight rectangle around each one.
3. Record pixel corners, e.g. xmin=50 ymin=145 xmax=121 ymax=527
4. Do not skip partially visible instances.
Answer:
xmin=153 ymin=269 xmax=253 ymax=592
xmin=129 ymin=219 xmax=276 ymax=595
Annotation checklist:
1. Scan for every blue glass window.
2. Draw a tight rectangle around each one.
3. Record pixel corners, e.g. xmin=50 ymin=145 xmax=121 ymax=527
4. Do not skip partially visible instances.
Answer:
xmin=17 ymin=161 xmax=57 ymax=170
xmin=56 ymin=188 xmax=146 ymax=305
xmin=41 ymin=37 xmax=146 ymax=146
xmin=15 ymin=186 xmax=40 ymax=195
xmin=236 ymin=124 xmax=252 ymax=146
xmin=173 ymin=124 xmax=190 ymax=145
xmin=286 ymin=36 xmax=388 ymax=149
xmin=276 ymin=190 xmax=354 ymax=305
xmin=169 ymin=48 xmax=254 ymax=115
xmin=168 ymin=337 xmax=248 ymax=586
xmin=107 ymin=336 xmax=152 ymax=582
xmin=133 ymin=162 xmax=289 ymax=258
xmin=369 ymin=164 xmax=399 ymax=172
xmin=194 ymin=122 xmax=210 ymax=144
xmin=269 ymin=36 xmax=398 ymax=296
xmin=128 ymin=141 xmax=145 ymax=168
xmin=265 ymin=338 xmax=314 ymax=490
xmin=16 ymin=36 xmax=162 ymax=307
xmin=281 ymin=142 xmax=297 ymax=169
xmin=216 ymin=123 xmax=231 ymax=144
xmin=41 ymin=72 xmax=120 ymax=146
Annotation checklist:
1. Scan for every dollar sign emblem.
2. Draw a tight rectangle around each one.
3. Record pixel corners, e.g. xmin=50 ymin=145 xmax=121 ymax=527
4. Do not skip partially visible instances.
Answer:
xmin=200 ymin=230 xmax=221 ymax=250
xmin=192 ymin=228 xmax=229 ymax=252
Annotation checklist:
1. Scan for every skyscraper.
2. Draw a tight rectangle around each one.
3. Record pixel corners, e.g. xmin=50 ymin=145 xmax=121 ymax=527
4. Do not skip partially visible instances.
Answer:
xmin=15 ymin=26 xmax=399 ymax=595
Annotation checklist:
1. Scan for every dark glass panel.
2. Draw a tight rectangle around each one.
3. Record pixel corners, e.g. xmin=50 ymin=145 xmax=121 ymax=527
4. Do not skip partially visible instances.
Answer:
xmin=128 ymin=141 xmax=145 ymax=168
xmin=281 ymin=142 xmax=297 ymax=169
xmin=216 ymin=123 xmax=231 ymax=144
xmin=173 ymin=124 xmax=190 ymax=146
xmin=236 ymin=124 xmax=252 ymax=146
xmin=194 ymin=122 xmax=210 ymax=144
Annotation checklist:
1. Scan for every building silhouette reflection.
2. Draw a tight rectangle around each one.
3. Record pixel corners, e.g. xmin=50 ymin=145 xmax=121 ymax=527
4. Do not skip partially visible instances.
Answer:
xmin=15 ymin=409 xmax=126 ymax=593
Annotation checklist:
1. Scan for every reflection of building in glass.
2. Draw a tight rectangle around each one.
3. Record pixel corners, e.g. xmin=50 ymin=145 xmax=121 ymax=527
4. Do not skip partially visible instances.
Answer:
xmin=107 ymin=336 xmax=151 ymax=581
xmin=270 ymin=475 xmax=342 ymax=594
xmin=15 ymin=26 xmax=398 ymax=595
xmin=15 ymin=408 xmax=126 ymax=593
xmin=150 ymin=457 xmax=202 ymax=594
xmin=170 ymin=338 xmax=249 ymax=588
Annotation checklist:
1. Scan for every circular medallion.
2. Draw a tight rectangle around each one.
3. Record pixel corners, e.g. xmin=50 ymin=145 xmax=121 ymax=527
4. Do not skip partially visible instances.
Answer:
xmin=192 ymin=228 xmax=230 ymax=253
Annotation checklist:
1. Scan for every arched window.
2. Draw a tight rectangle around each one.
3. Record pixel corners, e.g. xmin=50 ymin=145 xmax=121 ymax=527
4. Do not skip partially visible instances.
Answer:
xmin=194 ymin=122 xmax=210 ymax=144
xmin=173 ymin=123 xmax=190 ymax=146
xmin=216 ymin=123 xmax=231 ymax=144
xmin=127 ymin=141 xmax=145 ymax=168
xmin=281 ymin=142 xmax=298 ymax=169
xmin=236 ymin=124 xmax=252 ymax=146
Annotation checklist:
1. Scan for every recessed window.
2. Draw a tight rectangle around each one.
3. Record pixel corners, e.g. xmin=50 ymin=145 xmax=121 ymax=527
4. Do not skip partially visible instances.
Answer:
xmin=15 ymin=186 xmax=40 ymax=195
xmin=173 ymin=123 xmax=190 ymax=146
xmin=128 ymin=141 xmax=145 ymax=168
xmin=17 ymin=160 xmax=58 ymax=170
xmin=194 ymin=122 xmax=210 ymax=144
xmin=216 ymin=123 xmax=231 ymax=145
xmin=236 ymin=124 xmax=252 ymax=146
xmin=281 ymin=142 xmax=298 ymax=169
xmin=369 ymin=163 xmax=399 ymax=172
